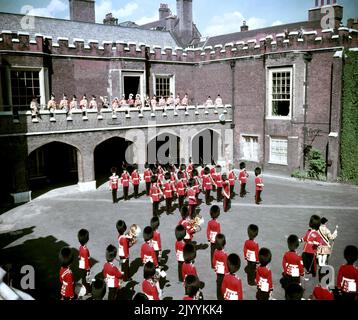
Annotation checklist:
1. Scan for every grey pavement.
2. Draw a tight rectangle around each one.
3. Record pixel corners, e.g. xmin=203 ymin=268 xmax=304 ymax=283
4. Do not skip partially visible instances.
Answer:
xmin=0 ymin=175 xmax=358 ymax=300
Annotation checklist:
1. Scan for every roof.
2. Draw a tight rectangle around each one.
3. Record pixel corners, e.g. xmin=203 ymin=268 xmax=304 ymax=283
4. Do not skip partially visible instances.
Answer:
xmin=0 ymin=12 xmax=179 ymax=48
xmin=197 ymin=20 xmax=322 ymax=48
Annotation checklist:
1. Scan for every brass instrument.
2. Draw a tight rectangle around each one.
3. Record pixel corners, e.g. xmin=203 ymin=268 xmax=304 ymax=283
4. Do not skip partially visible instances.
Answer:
xmin=188 ymin=214 xmax=204 ymax=232
xmin=125 ymin=224 xmax=141 ymax=246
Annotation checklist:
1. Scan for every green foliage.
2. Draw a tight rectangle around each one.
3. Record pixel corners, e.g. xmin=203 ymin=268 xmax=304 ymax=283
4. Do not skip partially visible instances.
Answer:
xmin=341 ymin=50 xmax=358 ymax=184
xmin=307 ymin=149 xmax=326 ymax=179
xmin=291 ymin=170 xmax=308 ymax=180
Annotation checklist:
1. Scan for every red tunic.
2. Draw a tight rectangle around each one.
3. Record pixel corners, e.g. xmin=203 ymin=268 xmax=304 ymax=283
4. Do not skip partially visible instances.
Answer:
xmin=141 ymin=242 xmax=158 ymax=267
xmin=183 ymin=296 xmax=194 ymax=300
xmin=117 ymin=235 xmax=129 ymax=258
xmin=175 ymin=240 xmax=185 ymax=262
xmin=144 ymin=168 xmax=152 ymax=183
xmin=142 ymin=279 xmax=160 ymax=300
xmin=152 ymin=230 xmax=162 ymax=252
xmin=202 ymin=175 xmax=213 ymax=190
xmin=178 ymin=218 xmax=195 ymax=241
xmin=282 ymin=251 xmax=304 ymax=277
xmin=131 ymin=171 xmax=140 ymax=185
xmin=182 ymin=262 xmax=197 ymax=280
xmin=337 ymin=264 xmax=358 ymax=294
xmin=103 ymin=262 xmax=123 ymax=288
xmin=313 ymin=285 xmax=334 ymax=300
xmin=213 ymin=249 xmax=229 ymax=275
xmin=109 ymin=175 xmax=119 ymax=190
xmin=221 ymin=273 xmax=243 ymax=300
xmin=176 ymin=180 xmax=186 ymax=196
xmin=255 ymin=176 xmax=263 ymax=191
xmin=206 ymin=219 xmax=221 ymax=243
xmin=256 ymin=266 xmax=273 ymax=292
xmin=302 ymin=229 xmax=324 ymax=254
xmin=187 ymin=164 xmax=193 ymax=178
xmin=228 ymin=170 xmax=236 ymax=186
xmin=79 ymin=245 xmax=90 ymax=271
xmin=243 ymin=239 xmax=259 ymax=262
xmin=121 ymin=172 xmax=130 ymax=187
xmin=59 ymin=267 xmax=74 ymax=298
xmin=187 ymin=187 xmax=197 ymax=205
xmin=214 ymin=174 xmax=223 ymax=188
xmin=150 ymin=183 xmax=161 ymax=202
xmin=163 ymin=181 xmax=173 ymax=199
xmin=239 ymin=169 xmax=248 ymax=184
xmin=222 ymin=181 xmax=230 ymax=199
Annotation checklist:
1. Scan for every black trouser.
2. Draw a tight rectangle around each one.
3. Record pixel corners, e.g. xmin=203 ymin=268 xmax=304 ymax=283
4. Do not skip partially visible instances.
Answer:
xmin=255 ymin=190 xmax=262 ymax=204
xmin=230 ymin=185 xmax=235 ymax=199
xmin=133 ymin=184 xmax=139 ymax=198
xmin=223 ymin=196 xmax=231 ymax=212
xmin=210 ymin=243 xmax=216 ymax=268
xmin=178 ymin=195 xmax=185 ymax=210
xmin=166 ymin=198 xmax=172 ymax=213
xmin=256 ymin=289 xmax=270 ymax=300
xmin=217 ymin=273 xmax=224 ymax=300
xmin=120 ymin=257 xmax=130 ymax=281
xmin=153 ymin=201 xmax=159 ymax=217
xmin=240 ymin=183 xmax=247 ymax=197
xmin=217 ymin=187 xmax=222 ymax=202
xmin=302 ymin=252 xmax=317 ymax=277
xmin=123 ymin=186 xmax=129 ymax=200
xmin=189 ymin=204 xmax=196 ymax=218
xmin=205 ymin=189 xmax=211 ymax=204
xmin=108 ymin=287 xmax=118 ymax=300
xmin=79 ymin=269 xmax=91 ymax=294
xmin=280 ymin=273 xmax=301 ymax=290
xmin=112 ymin=189 xmax=117 ymax=203
xmin=178 ymin=261 xmax=183 ymax=282
xmin=146 ymin=182 xmax=151 ymax=196
xmin=245 ymin=261 xmax=257 ymax=286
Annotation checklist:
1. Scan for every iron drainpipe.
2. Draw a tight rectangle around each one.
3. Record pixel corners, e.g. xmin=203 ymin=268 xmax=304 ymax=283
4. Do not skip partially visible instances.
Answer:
xmin=230 ymin=60 xmax=236 ymax=165
xmin=303 ymin=52 xmax=312 ymax=169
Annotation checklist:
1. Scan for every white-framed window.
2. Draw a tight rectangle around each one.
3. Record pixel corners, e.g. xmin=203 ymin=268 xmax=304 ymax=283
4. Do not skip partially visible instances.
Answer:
xmin=270 ymin=137 xmax=288 ymax=165
xmin=268 ymin=67 xmax=293 ymax=119
xmin=241 ymin=135 xmax=259 ymax=162
xmin=153 ymin=74 xmax=175 ymax=99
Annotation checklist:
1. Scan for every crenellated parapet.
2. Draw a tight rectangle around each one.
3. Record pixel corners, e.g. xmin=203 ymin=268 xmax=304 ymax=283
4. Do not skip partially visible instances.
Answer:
xmin=1 ymin=28 xmax=357 ymax=62
xmin=0 ymin=105 xmax=232 ymax=135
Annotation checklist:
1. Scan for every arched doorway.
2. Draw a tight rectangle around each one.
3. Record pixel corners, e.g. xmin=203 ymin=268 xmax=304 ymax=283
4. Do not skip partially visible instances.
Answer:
xmin=94 ymin=137 xmax=133 ymax=187
xmin=147 ymin=133 xmax=181 ymax=167
xmin=191 ymin=129 xmax=220 ymax=165
xmin=28 ymin=142 xmax=79 ymax=197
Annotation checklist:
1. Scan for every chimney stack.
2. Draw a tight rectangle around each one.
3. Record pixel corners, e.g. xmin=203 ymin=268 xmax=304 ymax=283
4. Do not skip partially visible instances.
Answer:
xmin=69 ymin=0 xmax=95 ymax=23
xmin=159 ymin=3 xmax=171 ymax=20
xmin=308 ymin=0 xmax=343 ymax=29
xmin=241 ymin=20 xmax=249 ymax=32
xmin=177 ymin=0 xmax=193 ymax=45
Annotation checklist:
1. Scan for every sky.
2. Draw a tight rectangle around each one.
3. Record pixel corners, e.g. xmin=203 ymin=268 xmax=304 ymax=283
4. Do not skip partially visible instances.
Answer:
xmin=0 ymin=0 xmax=357 ymax=37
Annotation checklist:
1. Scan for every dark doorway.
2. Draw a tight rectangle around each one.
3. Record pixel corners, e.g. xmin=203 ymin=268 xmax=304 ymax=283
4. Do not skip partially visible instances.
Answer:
xmin=94 ymin=137 xmax=133 ymax=187
xmin=123 ymin=76 xmax=140 ymax=99
xmin=28 ymin=142 xmax=78 ymax=198
xmin=147 ymin=133 xmax=181 ymax=166
xmin=192 ymin=130 xmax=219 ymax=165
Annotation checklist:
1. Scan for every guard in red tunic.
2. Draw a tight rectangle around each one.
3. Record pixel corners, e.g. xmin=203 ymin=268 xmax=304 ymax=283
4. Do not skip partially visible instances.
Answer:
xmin=239 ymin=162 xmax=249 ymax=198
xmin=187 ymin=179 xmax=197 ymax=218
xmin=140 ymin=226 xmax=158 ymax=267
xmin=183 ymin=275 xmax=201 ymax=300
xmin=121 ymin=165 xmax=130 ymax=201
xmin=175 ymin=225 xmax=186 ymax=282
xmin=214 ymin=165 xmax=223 ymax=202
xmin=207 ymin=205 xmax=221 ymax=268
xmin=202 ymin=167 xmax=214 ymax=205
xmin=222 ymin=173 xmax=231 ymax=212
xmin=256 ymin=248 xmax=273 ymax=300
xmin=192 ymin=168 xmax=201 ymax=201
xmin=150 ymin=176 xmax=162 ymax=217
xmin=182 ymin=243 xmax=198 ymax=281
xmin=78 ymin=229 xmax=91 ymax=294
xmin=144 ymin=163 xmax=153 ymax=196
xmin=109 ymin=167 xmax=119 ymax=203
xmin=59 ymin=247 xmax=75 ymax=300
xmin=254 ymin=167 xmax=264 ymax=204
xmin=210 ymin=165 xmax=217 ymax=192
xmin=312 ymin=284 xmax=334 ymax=300
xmin=142 ymin=262 xmax=161 ymax=300
xmin=213 ymin=234 xmax=229 ymax=300
xmin=179 ymin=164 xmax=188 ymax=186
xmin=222 ymin=254 xmax=243 ymax=300
xmin=244 ymin=224 xmax=260 ymax=286
xmin=116 ymin=220 xmax=131 ymax=281
xmin=228 ymin=164 xmax=237 ymax=199
xmin=176 ymin=171 xmax=186 ymax=210
xmin=163 ymin=172 xmax=174 ymax=214
xmin=151 ymin=217 xmax=162 ymax=263
xmin=131 ymin=164 xmax=141 ymax=198
xmin=103 ymin=245 xmax=123 ymax=300
xmin=178 ymin=206 xmax=196 ymax=242
xmin=186 ymin=160 xmax=193 ymax=179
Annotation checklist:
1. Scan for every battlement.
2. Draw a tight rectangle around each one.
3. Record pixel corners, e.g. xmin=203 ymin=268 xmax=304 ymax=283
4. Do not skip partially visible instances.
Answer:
xmin=0 ymin=105 xmax=232 ymax=136
xmin=1 ymin=28 xmax=357 ymax=63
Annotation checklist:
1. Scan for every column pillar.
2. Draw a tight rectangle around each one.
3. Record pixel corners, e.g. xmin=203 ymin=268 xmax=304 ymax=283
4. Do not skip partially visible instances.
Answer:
xmin=77 ymin=148 xmax=96 ymax=191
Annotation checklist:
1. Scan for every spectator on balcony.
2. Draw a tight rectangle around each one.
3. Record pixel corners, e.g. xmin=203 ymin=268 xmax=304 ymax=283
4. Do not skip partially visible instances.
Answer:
xmin=205 ymin=96 xmax=213 ymax=106
xmin=30 ymin=96 xmax=40 ymax=119
xmin=166 ymin=93 xmax=174 ymax=107
xmin=175 ymin=94 xmax=181 ymax=106
xmin=119 ymin=94 xmax=127 ymax=107
xmin=181 ymin=93 xmax=189 ymax=106
xmin=127 ymin=94 xmax=135 ymax=107
xmin=215 ymin=94 xmax=223 ymax=106
xmin=151 ymin=95 xmax=157 ymax=109
xmin=47 ymin=94 xmax=57 ymax=112
xmin=135 ymin=94 xmax=142 ymax=109
xmin=59 ymin=94 xmax=69 ymax=111
xmin=69 ymin=95 xmax=78 ymax=112
xmin=112 ymin=97 xmax=120 ymax=110
xmin=145 ymin=95 xmax=151 ymax=108
xmin=89 ymin=95 xmax=98 ymax=110
xmin=159 ymin=96 xmax=166 ymax=108
xmin=80 ymin=94 xmax=88 ymax=110
xmin=100 ymin=96 xmax=109 ymax=109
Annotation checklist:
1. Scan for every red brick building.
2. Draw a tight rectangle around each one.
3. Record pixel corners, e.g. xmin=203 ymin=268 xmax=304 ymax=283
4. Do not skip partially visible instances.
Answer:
xmin=0 ymin=0 xmax=357 ymax=203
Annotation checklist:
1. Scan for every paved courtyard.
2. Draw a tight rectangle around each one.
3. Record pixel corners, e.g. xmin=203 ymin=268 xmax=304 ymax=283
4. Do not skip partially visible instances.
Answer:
xmin=1 ymin=173 xmax=358 ymax=300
